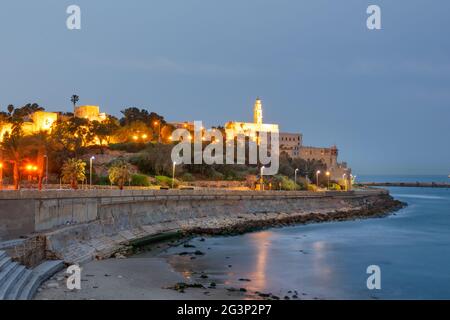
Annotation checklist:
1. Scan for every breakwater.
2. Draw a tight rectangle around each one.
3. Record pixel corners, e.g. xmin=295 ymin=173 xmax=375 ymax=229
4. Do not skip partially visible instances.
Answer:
xmin=360 ymin=182 xmax=450 ymax=188
xmin=0 ymin=189 xmax=403 ymax=264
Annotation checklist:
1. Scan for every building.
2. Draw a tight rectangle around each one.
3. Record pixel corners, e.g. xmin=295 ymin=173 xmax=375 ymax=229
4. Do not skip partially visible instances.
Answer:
xmin=0 ymin=111 xmax=58 ymax=141
xmin=280 ymin=132 xmax=303 ymax=158
xmin=225 ymin=98 xmax=279 ymax=143
xmin=74 ymin=105 xmax=106 ymax=122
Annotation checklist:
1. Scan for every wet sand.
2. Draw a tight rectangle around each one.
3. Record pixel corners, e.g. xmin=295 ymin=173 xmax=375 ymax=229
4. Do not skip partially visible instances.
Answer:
xmin=35 ymin=241 xmax=256 ymax=300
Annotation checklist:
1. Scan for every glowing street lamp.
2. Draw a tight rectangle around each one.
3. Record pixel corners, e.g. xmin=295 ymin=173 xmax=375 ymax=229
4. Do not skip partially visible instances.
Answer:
xmin=316 ymin=170 xmax=321 ymax=188
xmin=172 ymin=162 xmax=176 ymax=189
xmin=326 ymin=171 xmax=331 ymax=190
xmin=90 ymin=156 xmax=95 ymax=189
xmin=294 ymin=168 xmax=299 ymax=190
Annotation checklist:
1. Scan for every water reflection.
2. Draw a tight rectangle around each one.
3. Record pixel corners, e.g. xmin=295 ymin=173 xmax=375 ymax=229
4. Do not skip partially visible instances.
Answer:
xmin=246 ymin=231 xmax=272 ymax=292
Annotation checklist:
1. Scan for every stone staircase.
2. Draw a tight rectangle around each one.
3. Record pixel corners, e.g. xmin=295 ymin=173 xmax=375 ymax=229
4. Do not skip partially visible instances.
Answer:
xmin=0 ymin=250 xmax=64 ymax=300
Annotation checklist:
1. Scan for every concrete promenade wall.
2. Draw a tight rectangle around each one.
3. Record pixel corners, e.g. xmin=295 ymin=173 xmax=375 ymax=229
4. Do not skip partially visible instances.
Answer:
xmin=0 ymin=189 xmax=387 ymax=242
xmin=0 ymin=189 xmax=398 ymax=265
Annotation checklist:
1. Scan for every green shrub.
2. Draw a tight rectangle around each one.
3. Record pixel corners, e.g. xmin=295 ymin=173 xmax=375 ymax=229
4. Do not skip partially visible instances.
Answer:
xmin=131 ymin=174 xmax=150 ymax=186
xmin=181 ymin=172 xmax=194 ymax=182
xmin=329 ymin=183 xmax=342 ymax=191
xmin=96 ymin=175 xmax=110 ymax=186
xmin=155 ymin=175 xmax=180 ymax=188
xmin=308 ymin=184 xmax=318 ymax=192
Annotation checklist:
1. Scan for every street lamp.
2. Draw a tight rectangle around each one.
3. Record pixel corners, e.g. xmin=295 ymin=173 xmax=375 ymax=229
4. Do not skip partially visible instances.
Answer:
xmin=316 ymin=170 xmax=321 ymax=188
xmin=326 ymin=171 xmax=330 ymax=190
xmin=172 ymin=162 xmax=176 ymax=189
xmin=260 ymin=166 xmax=265 ymax=191
xmin=43 ymin=154 xmax=48 ymax=189
xmin=294 ymin=168 xmax=299 ymax=190
xmin=90 ymin=156 xmax=95 ymax=189
xmin=343 ymin=173 xmax=347 ymax=191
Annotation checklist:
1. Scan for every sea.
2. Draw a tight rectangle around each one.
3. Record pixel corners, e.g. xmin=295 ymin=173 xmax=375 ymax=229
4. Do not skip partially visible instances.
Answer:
xmin=161 ymin=175 xmax=450 ymax=299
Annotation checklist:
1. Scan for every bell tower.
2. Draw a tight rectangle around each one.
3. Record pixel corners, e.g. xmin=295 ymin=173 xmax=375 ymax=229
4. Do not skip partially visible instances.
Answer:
xmin=253 ymin=97 xmax=263 ymax=125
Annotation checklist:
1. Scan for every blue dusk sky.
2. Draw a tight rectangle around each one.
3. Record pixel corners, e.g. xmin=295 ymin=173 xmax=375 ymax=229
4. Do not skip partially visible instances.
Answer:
xmin=0 ymin=0 xmax=449 ymax=175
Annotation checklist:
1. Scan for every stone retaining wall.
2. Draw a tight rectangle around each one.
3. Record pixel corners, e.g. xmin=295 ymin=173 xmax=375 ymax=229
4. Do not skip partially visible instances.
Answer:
xmin=0 ymin=189 xmax=396 ymax=264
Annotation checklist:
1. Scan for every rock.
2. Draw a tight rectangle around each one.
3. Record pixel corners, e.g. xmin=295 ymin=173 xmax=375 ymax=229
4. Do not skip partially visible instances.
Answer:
xmin=239 ymin=288 xmax=247 ymax=292
xmin=183 ymin=244 xmax=196 ymax=248
xmin=238 ymin=278 xmax=251 ymax=282
xmin=284 ymin=296 xmax=290 ymax=300
xmin=194 ymin=250 xmax=205 ymax=256
xmin=200 ymin=274 xmax=208 ymax=279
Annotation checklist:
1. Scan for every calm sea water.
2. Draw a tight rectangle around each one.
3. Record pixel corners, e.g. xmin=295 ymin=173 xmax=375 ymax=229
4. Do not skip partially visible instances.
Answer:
xmin=163 ymin=176 xmax=450 ymax=299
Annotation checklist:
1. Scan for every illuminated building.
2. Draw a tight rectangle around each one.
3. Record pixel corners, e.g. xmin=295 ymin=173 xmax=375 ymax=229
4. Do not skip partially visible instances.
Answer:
xmin=74 ymin=105 xmax=106 ymax=122
xmin=225 ymin=98 xmax=279 ymax=142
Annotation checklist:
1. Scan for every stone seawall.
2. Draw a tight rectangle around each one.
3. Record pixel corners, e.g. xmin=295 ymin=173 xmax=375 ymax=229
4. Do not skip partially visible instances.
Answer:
xmin=0 ymin=189 xmax=403 ymax=264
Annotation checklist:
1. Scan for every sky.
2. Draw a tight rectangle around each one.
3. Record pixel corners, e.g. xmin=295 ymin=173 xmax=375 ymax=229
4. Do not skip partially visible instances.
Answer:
xmin=0 ymin=0 xmax=449 ymax=175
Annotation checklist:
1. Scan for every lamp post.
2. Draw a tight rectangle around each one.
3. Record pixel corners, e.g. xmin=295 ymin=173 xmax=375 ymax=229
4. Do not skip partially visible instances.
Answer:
xmin=260 ymin=166 xmax=265 ymax=191
xmin=343 ymin=174 xmax=347 ymax=191
xmin=90 ymin=156 xmax=95 ymax=189
xmin=172 ymin=162 xmax=176 ymax=189
xmin=154 ymin=121 xmax=161 ymax=143
xmin=316 ymin=170 xmax=321 ymax=188
xmin=326 ymin=171 xmax=330 ymax=190
xmin=44 ymin=154 xmax=48 ymax=189
xmin=294 ymin=168 xmax=299 ymax=190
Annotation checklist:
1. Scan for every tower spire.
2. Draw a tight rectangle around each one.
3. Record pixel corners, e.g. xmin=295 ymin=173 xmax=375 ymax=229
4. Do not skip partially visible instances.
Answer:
xmin=254 ymin=97 xmax=263 ymax=125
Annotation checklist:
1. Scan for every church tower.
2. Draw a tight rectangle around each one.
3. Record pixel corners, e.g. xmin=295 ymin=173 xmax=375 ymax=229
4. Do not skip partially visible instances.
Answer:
xmin=253 ymin=97 xmax=263 ymax=125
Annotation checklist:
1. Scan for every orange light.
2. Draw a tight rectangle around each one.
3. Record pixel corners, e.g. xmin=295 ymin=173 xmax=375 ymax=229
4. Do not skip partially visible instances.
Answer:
xmin=142 ymin=134 xmax=148 ymax=139
xmin=26 ymin=164 xmax=33 ymax=171
xmin=154 ymin=121 xmax=158 ymax=126
xmin=132 ymin=135 xmax=138 ymax=141
xmin=326 ymin=171 xmax=330 ymax=176
xmin=169 ymin=136 xmax=173 ymax=141
xmin=33 ymin=166 xmax=38 ymax=171
xmin=0 ymin=163 xmax=3 ymax=169
xmin=188 ymin=135 xmax=192 ymax=140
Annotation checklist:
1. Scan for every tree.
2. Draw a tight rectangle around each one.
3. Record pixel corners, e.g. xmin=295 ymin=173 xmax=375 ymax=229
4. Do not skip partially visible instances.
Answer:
xmin=91 ymin=116 xmax=120 ymax=148
xmin=1 ymin=127 xmax=24 ymax=190
xmin=114 ymin=121 xmax=152 ymax=143
xmin=61 ymin=158 xmax=86 ymax=189
xmin=108 ymin=160 xmax=132 ymax=190
xmin=7 ymin=104 xmax=14 ymax=116
xmin=71 ymin=95 xmax=79 ymax=108
xmin=51 ymin=117 xmax=94 ymax=154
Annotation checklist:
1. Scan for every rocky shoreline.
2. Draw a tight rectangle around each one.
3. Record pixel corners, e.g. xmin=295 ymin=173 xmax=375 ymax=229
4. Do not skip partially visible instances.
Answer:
xmin=182 ymin=194 xmax=406 ymax=237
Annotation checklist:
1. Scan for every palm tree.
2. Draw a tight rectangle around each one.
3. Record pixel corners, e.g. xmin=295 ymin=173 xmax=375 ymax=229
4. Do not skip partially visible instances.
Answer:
xmin=70 ymin=95 xmax=79 ymax=109
xmin=1 ymin=126 xmax=26 ymax=190
xmin=61 ymin=158 xmax=86 ymax=189
xmin=108 ymin=160 xmax=132 ymax=190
